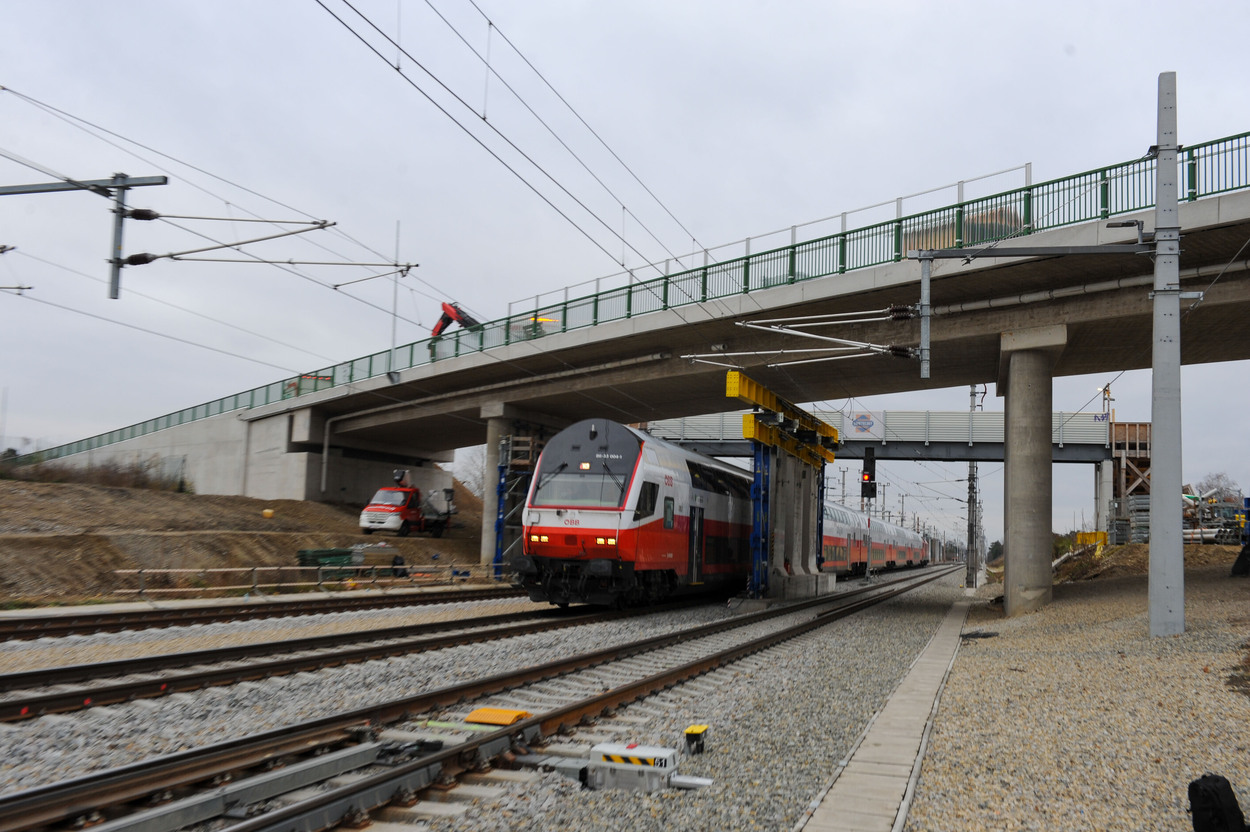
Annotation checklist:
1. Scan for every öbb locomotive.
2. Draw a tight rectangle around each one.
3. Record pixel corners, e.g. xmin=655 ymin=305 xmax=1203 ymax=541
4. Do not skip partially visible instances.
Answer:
xmin=511 ymin=419 xmax=929 ymax=607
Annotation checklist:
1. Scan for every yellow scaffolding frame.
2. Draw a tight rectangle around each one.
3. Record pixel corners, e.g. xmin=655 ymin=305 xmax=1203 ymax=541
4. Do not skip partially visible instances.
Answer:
xmin=726 ymin=370 xmax=839 ymax=466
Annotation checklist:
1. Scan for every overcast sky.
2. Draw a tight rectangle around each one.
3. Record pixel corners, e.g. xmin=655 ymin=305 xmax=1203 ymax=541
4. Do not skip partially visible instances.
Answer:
xmin=3 ymin=1 xmax=1249 ymax=546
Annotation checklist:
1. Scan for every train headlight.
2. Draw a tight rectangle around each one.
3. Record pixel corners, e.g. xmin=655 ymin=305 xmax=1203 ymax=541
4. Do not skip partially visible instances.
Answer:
xmin=595 ymin=537 xmax=605 ymax=545
xmin=530 ymin=534 xmax=539 ymax=543
xmin=607 ymin=537 xmax=617 ymax=545
xmin=540 ymin=535 xmax=549 ymax=542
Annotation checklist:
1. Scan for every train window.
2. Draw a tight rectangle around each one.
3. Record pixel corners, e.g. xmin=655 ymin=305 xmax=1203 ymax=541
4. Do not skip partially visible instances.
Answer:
xmin=529 ymin=420 xmax=642 ymax=508
xmin=634 ymin=481 xmax=659 ymax=520
xmin=724 ymin=474 xmax=751 ymax=500
xmin=532 ymin=471 xmax=626 ymax=507
xmin=687 ymin=463 xmax=709 ymax=492
xmin=663 ymin=497 xmax=675 ymax=529
xmin=687 ymin=461 xmax=751 ymax=497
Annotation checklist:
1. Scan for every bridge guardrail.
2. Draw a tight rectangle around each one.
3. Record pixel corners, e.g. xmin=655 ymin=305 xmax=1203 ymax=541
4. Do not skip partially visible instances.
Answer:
xmin=18 ymin=132 xmax=1249 ymax=466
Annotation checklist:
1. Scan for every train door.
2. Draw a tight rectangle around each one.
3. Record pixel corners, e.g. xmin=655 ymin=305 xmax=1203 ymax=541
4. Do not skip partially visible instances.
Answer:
xmin=688 ymin=506 xmax=705 ymax=583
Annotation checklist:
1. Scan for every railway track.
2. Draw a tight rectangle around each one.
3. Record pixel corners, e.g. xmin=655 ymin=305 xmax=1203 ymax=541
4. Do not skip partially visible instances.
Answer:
xmin=0 ymin=565 xmax=959 ymax=832
xmin=0 ymin=585 xmax=525 ymax=640
xmin=0 ymin=603 xmax=687 ymax=721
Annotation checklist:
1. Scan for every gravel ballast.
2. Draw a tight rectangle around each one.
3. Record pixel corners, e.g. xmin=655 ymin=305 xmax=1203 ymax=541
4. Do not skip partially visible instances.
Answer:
xmin=4 ymin=565 xmax=1243 ymax=831
xmin=0 ymin=575 xmax=961 ymax=832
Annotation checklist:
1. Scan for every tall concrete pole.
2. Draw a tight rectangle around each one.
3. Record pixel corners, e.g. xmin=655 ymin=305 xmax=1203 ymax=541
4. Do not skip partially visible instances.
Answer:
xmin=967 ymin=384 xmax=979 ymax=589
xmin=390 ymin=221 xmax=400 ymax=380
xmin=108 ymin=173 xmax=129 ymax=300
xmin=1149 ymin=71 xmax=1185 ymax=637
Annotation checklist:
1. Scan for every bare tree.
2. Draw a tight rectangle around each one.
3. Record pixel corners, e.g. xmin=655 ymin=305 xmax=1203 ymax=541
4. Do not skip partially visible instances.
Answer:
xmin=1195 ymin=471 xmax=1242 ymax=498
xmin=446 ymin=444 xmax=487 ymax=498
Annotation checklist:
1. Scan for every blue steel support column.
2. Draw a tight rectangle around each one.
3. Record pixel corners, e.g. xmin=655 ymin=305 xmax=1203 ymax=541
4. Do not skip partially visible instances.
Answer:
xmin=750 ymin=443 xmax=772 ymax=598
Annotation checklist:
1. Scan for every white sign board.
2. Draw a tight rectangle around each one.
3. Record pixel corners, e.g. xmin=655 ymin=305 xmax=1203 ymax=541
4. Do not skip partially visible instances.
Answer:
xmin=846 ymin=410 xmax=885 ymax=441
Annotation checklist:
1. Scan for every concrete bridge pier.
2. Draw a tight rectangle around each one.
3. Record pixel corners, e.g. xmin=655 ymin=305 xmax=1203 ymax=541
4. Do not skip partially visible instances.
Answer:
xmin=1096 ymin=459 xmax=1114 ymax=535
xmin=480 ymin=414 xmax=510 ymax=567
xmin=768 ymin=452 xmax=834 ymax=600
xmin=478 ymin=404 xmax=566 ymax=567
xmin=998 ymin=325 xmax=1067 ymax=616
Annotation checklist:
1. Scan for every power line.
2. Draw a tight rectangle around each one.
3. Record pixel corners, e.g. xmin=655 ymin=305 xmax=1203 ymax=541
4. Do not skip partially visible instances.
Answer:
xmin=458 ymin=0 xmax=706 ymax=255
xmin=15 ymin=250 xmax=342 ymax=365
xmin=321 ymin=0 xmax=670 ymax=276
xmin=315 ymin=0 xmax=745 ymax=336
xmin=422 ymin=0 xmax=698 ymax=266
xmin=0 ymin=289 xmax=303 ymax=374
xmin=0 ymin=86 xmax=471 ymax=314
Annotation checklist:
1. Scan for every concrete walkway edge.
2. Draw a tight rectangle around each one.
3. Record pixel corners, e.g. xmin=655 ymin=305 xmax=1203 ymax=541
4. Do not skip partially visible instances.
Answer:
xmin=793 ymin=598 xmax=971 ymax=832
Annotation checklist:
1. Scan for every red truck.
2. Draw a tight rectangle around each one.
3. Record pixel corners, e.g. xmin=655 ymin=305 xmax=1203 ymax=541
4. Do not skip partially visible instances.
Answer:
xmin=359 ymin=471 xmax=455 ymax=537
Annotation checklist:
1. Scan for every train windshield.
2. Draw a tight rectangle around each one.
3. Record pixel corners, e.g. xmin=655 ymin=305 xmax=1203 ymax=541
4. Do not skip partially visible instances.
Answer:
xmin=530 ymin=420 xmax=642 ymax=509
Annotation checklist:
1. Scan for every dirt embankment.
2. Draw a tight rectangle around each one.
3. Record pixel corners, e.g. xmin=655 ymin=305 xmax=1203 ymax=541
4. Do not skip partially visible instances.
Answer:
xmin=0 ymin=479 xmax=484 ymax=604
xmin=983 ymin=541 xmax=1243 ymax=585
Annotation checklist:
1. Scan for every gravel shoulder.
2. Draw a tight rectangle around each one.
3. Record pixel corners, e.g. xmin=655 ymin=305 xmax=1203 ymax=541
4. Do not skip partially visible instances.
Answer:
xmin=905 ymin=555 xmax=1250 ymax=831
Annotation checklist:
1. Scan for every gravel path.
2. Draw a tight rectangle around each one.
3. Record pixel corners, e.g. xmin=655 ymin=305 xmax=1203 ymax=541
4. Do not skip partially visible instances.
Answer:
xmin=904 ymin=564 xmax=1250 ymax=831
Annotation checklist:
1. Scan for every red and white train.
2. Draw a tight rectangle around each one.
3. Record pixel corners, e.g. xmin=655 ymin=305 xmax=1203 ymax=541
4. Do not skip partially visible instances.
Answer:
xmin=819 ymin=501 xmax=929 ymax=576
xmin=511 ymin=419 xmax=929 ymax=607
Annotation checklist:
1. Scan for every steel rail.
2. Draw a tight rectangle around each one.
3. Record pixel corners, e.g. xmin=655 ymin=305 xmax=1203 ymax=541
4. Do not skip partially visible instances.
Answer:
xmin=0 ymin=566 xmax=958 ymax=832
xmin=226 ymin=566 xmax=962 ymax=832
xmin=0 ymin=585 xmax=525 ymax=640
xmin=0 ymin=607 xmax=583 ymax=694
xmin=0 ymin=600 xmax=705 ymax=720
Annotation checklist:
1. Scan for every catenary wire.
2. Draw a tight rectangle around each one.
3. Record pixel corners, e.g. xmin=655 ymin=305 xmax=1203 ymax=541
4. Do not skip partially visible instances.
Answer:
xmin=459 ymin=0 xmax=707 ymax=254
xmin=1 ymin=94 xmax=658 ymax=429
xmin=0 ymin=289 xmax=303 ymax=375
xmin=316 ymin=0 xmax=754 ymax=333
xmin=14 ymin=250 xmax=342 ymax=365
xmin=421 ymin=0 xmax=696 ymax=266
xmin=0 ymin=87 xmax=470 ymax=313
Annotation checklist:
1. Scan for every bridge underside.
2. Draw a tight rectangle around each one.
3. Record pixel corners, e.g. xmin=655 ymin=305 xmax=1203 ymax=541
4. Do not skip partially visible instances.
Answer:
xmin=294 ymin=194 xmax=1250 ymax=460
xmin=43 ymin=195 xmax=1250 ymax=601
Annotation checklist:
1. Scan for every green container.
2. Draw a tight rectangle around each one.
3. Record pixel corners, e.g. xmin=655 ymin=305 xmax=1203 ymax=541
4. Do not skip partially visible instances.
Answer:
xmin=297 ymin=548 xmax=361 ymax=567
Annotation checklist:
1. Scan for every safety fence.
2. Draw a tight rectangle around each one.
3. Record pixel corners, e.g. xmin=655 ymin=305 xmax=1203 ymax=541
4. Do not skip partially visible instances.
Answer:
xmin=21 ymin=131 xmax=1250 ymax=465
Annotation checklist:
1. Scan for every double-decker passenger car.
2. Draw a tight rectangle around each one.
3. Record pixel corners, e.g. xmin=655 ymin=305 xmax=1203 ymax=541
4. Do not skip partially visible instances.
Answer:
xmin=511 ymin=419 xmax=752 ymax=606
xmin=818 ymin=502 xmax=928 ymax=575
xmin=511 ymin=419 xmax=930 ymax=606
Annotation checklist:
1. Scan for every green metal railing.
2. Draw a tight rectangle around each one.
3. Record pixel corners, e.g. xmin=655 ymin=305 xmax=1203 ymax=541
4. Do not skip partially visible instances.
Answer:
xmin=20 ymin=131 xmax=1250 ymax=466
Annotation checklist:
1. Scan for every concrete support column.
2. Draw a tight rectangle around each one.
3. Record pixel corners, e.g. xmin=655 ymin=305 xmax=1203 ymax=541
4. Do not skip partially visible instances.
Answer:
xmin=480 ymin=416 xmax=509 ymax=567
xmin=786 ymin=457 xmax=805 ymax=575
xmin=998 ymin=324 xmax=1066 ymax=616
xmin=771 ymin=453 xmax=795 ymax=579
xmin=797 ymin=465 xmax=818 ymax=576
xmin=1096 ymin=459 xmax=1114 ymax=535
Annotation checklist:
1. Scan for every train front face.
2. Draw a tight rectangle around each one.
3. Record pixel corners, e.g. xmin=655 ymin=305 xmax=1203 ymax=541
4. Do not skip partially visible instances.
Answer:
xmin=514 ymin=420 xmax=643 ymax=606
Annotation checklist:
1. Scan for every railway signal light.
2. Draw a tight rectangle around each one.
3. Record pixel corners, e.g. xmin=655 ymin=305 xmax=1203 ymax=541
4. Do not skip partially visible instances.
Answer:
xmin=862 ymin=447 xmax=876 ymax=499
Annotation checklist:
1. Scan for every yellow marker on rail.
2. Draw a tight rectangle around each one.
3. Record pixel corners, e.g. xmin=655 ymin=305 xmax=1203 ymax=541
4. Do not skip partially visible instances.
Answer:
xmin=465 ymin=707 xmax=531 ymax=726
